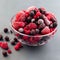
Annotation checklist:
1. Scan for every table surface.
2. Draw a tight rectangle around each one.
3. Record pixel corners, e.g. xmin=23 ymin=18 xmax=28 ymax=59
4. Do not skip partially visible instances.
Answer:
xmin=0 ymin=0 xmax=60 ymax=60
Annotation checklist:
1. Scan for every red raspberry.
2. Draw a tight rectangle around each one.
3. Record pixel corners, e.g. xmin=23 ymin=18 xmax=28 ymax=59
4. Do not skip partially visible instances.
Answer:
xmin=14 ymin=45 xmax=20 ymax=51
xmin=7 ymin=49 xmax=12 ymax=54
xmin=36 ymin=11 xmax=41 ymax=17
xmin=16 ymin=11 xmax=26 ymax=22
xmin=12 ymin=22 xmax=20 ymax=30
xmin=14 ymin=42 xmax=22 ymax=51
xmin=19 ymin=22 xmax=25 ymax=28
xmin=24 ymin=26 xmax=30 ymax=34
xmin=41 ymin=26 xmax=50 ymax=34
xmin=1 ymin=42 xmax=9 ymax=50
xmin=25 ymin=11 xmax=29 ymax=17
xmin=50 ymin=28 xmax=55 ymax=32
xmin=29 ymin=23 xmax=37 ymax=29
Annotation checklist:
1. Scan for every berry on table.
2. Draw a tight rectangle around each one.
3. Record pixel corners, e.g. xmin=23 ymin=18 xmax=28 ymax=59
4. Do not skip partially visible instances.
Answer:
xmin=4 ymin=28 xmax=8 ymax=33
xmin=11 ymin=41 xmax=16 ymax=46
xmin=4 ymin=36 xmax=10 ymax=42
xmin=2 ymin=51 xmax=8 ymax=57
xmin=7 ymin=49 xmax=12 ymax=54
xmin=0 ymin=34 xmax=3 ymax=40
xmin=14 ymin=37 xmax=19 ymax=42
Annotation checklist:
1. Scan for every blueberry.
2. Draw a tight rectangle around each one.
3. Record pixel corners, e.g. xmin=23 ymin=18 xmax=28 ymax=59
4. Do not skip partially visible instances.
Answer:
xmin=30 ymin=10 xmax=35 ymax=17
xmin=4 ymin=28 xmax=8 ymax=33
xmin=4 ymin=36 xmax=10 ymax=42
xmin=26 ymin=16 xmax=32 ymax=23
xmin=53 ymin=22 xmax=57 ymax=28
xmin=2 ymin=51 xmax=8 ymax=57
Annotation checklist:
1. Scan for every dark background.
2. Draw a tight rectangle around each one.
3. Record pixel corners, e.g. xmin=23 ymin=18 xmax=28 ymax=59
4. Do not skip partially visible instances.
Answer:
xmin=0 ymin=0 xmax=60 ymax=60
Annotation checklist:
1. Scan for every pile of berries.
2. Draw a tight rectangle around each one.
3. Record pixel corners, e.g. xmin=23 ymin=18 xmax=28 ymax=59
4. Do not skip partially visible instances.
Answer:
xmin=12 ymin=6 xmax=57 ymax=36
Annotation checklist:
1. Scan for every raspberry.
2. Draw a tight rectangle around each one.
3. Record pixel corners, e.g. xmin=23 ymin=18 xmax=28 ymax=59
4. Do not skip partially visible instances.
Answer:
xmin=36 ymin=11 xmax=41 ymax=17
xmin=1 ymin=42 xmax=9 ymax=50
xmin=12 ymin=22 xmax=20 ymax=30
xmin=28 ymin=23 xmax=37 ymax=29
xmin=41 ymin=26 xmax=50 ymax=34
xmin=14 ymin=42 xmax=22 ymax=51
xmin=16 ymin=11 xmax=26 ymax=22
xmin=19 ymin=22 xmax=25 ymax=28
xmin=25 ymin=11 xmax=29 ymax=17
xmin=7 ymin=49 xmax=12 ymax=54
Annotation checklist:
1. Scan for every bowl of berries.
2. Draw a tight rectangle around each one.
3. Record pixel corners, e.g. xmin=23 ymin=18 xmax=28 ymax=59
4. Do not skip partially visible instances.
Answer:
xmin=10 ymin=6 xmax=57 ymax=46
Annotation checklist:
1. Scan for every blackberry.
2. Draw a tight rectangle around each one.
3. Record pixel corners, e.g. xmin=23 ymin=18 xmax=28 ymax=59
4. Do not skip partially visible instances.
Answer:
xmin=4 ymin=28 xmax=8 ymax=33
xmin=0 ymin=34 xmax=3 ymax=40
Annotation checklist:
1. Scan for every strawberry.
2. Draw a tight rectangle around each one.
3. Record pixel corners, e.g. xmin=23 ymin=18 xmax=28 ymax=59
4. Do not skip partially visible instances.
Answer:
xmin=16 ymin=11 xmax=26 ymax=22
xmin=41 ymin=26 xmax=50 ymax=34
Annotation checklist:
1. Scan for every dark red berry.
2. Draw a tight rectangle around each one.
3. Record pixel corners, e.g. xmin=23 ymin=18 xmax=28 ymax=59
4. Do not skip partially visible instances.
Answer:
xmin=4 ymin=36 xmax=10 ymax=42
xmin=0 ymin=34 xmax=3 ymax=40
xmin=14 ymin=37 xmax=19 ymax=42
xmin=4 ymin=28 xmax=8 ymax=33
xmin=2 ymin=51 xmax=8 ymax=57
xmin=7 ymin=49 xmax=12 ymax=54
xmin=11 ymin=41 xmax=16 ymax=45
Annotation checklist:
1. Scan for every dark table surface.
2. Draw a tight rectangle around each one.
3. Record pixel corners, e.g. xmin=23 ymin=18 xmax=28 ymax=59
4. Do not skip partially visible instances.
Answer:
xmin=0 ymin=0 xmax=60 ymax=60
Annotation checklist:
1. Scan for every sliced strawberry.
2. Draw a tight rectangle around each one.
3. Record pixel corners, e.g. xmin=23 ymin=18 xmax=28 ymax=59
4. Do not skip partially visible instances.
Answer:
xmin=41 ymin=26 xmax=50 ymax=34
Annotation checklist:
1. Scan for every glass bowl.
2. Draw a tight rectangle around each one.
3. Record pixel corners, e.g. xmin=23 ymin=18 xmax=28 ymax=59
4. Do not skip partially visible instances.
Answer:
xmin=10 ymin=15 xmax=57 ymax=46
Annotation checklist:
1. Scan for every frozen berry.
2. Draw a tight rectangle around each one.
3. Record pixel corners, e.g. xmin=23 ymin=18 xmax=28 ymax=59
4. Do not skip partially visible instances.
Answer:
xmin=2 ymin=51 xmax=8 ymax=57
xmin=14 ymin=37 xmax=19 ymax=42
xmin=38 ymin=7 xmax=46 ymax=14
xmin=29 ymin=23 xmax=37 ymax=29
xmin=53 ymin=22 xmax=57 ymax=28
xmin=7 ymin=49 xmax=12 ymax=54
xmin=26 ymin=16 xmax=32 ymax=23
xmin=41 ymin=26 xmax=50 ymax=34
xmin=18 ymin=28 xmax=24 ymax=33
xmin=35 ymin=29 xmax=39 ymax=34
xmin=4 ymin=36 xmax=10 ymax=42
xmin=1 ymin=42 xmax=9 ymax=50
xmin=16 ymin=11 xmax=26 ymax=22
xmin=11 ymin=41 xmax=16 ymax=45
xmin=31 ymin=19 xmax=35 ymax=23
xmin=4 ymin=28 xmax=8 ymax=33
xmin=37 ymin=19 xmax=44 ymax=25
xmin=30 ymin=29 xmax=36 ymax=35
xmin=0 ymin=34 xmax=3 ymax=40
xmin=30 ymin=10 xmax=35 ymax=17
